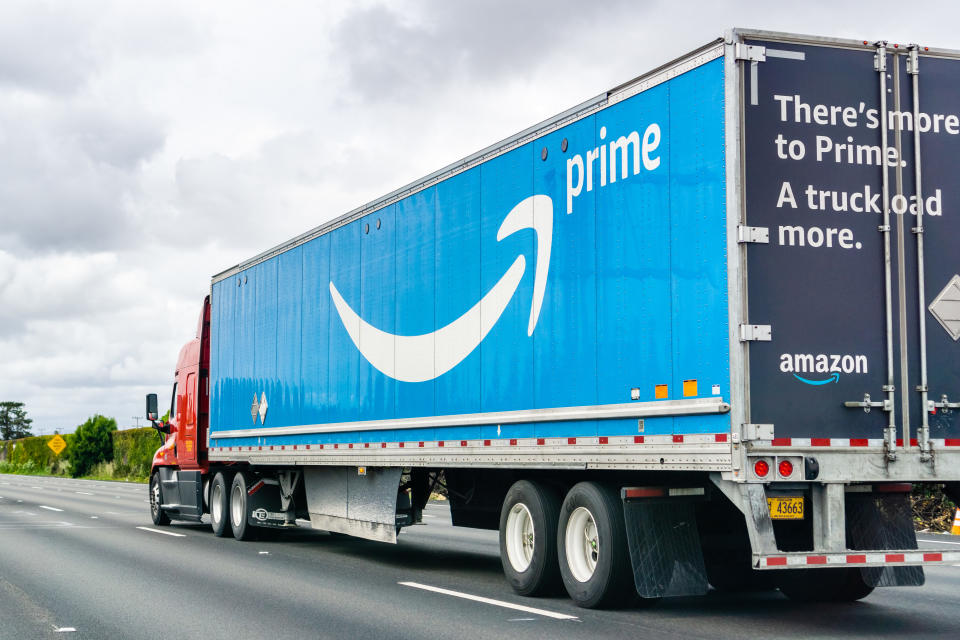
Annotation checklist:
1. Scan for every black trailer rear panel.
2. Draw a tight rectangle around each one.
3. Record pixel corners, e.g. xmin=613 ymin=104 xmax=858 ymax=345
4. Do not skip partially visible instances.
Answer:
xmin=742 ymin=36 xmax=960 ymax=447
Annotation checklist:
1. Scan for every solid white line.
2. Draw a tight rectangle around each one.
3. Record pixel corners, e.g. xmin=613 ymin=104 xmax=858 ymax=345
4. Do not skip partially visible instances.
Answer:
xmin=923 ymin=540 xmax=960 ymax=546
xmin=39 ymin=506 xmax=64 ymax=512
xmin=75 ymin=491 xmax=94 ymax=496
xmin=398 ymin=582 xmax=577 ymax=620
xmin=136 ymin=526 xmax=186 ymax=537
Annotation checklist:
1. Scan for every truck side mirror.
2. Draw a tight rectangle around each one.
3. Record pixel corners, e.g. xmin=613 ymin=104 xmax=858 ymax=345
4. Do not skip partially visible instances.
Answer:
xmin=146 ymin=393 xmax=158 ymax=422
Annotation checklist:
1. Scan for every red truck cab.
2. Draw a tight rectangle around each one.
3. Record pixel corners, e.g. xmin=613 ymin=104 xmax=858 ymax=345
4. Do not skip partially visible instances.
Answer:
xmin=145 ymin=296 xmax=211 ymax=524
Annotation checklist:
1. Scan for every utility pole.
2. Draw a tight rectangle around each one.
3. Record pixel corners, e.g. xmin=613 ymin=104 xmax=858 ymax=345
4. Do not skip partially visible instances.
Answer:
xmin=132 ymin=416 xmax=143 ymax=428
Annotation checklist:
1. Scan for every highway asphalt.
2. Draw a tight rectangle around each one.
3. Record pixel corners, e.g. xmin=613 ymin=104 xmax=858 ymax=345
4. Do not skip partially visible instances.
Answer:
xmin=2 ymin=472 xmax=960 ymax=639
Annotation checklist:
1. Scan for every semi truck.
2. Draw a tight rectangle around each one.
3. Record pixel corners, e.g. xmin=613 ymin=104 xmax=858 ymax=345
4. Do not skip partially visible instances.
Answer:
xmin=145 ymin=28 xmax=960 ymax=608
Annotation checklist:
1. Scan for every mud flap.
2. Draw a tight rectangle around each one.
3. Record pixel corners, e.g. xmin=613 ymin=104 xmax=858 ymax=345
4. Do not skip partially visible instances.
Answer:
xmin=246 ymin=478 xmax=296 ymax=528
xmin=622 ymin=499 xmax=709 ymax=598
xmin=847 ymin=491 xmax=925 ymax=587
xmin=303 ymin=467 xmax=402 ymax=543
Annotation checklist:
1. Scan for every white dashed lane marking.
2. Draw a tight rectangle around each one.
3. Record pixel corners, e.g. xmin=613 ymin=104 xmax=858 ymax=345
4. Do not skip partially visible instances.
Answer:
xmin=136 ymin=526 xmax=186 ymax=538
xmin=398 ymin=582 xmax=578 ymax=620
xmin=39 ymin=506 xmax=63 ymax=512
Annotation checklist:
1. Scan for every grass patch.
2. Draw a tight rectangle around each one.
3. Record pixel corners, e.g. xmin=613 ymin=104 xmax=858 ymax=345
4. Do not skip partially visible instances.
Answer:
xmin=84 ymin=461 xmax=149 ymax=484
xmin=0 ymin=460 xmax=49 ymax=476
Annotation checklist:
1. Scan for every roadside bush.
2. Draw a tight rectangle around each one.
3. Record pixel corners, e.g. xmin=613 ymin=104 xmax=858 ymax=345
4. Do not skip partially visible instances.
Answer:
xmin=0 ymin=460 xmax=43 ymax=475
xmin=0 ymin=426 xmax=155 ymax=483
xmin=913 ymin=484 xmax=956 ymax=532
xmin=68 ymin=415 xmax=118 ymax=477
xmin=1 ymin=434 xmax=75 ymax=475
xmin=112 ymin=428 xmax=162 ymax=479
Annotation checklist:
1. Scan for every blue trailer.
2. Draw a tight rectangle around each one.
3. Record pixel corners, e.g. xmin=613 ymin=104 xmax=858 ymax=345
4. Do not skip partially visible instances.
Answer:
xmin=147 ymin=29 xmax=960 ymax=608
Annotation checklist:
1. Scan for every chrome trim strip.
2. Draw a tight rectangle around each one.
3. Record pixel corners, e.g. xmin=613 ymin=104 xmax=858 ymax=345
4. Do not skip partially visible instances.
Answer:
xmin=210 ymin=397 xmax=730 ymax=439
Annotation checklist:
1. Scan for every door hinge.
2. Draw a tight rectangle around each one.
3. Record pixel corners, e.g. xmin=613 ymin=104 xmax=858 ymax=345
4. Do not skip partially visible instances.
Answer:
xmin=739 ymin=324 xmax=772 ymax=342
xmin=738 ymin=225 xmax=769 ymax=244
xmin=742 ymin=423 xmax=774 ymax=441
xmin=907 ymin=45 xmax=920 ymax=75
xmin=735 ymin=43 xmax=766 ymax=62
xmin=874 ymin=41 xmax=887 ymax=72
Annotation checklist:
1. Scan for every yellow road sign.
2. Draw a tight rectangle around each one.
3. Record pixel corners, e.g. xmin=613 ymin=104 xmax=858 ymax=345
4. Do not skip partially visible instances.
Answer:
xmin=48 ymin=434 xmax=67 ymax=456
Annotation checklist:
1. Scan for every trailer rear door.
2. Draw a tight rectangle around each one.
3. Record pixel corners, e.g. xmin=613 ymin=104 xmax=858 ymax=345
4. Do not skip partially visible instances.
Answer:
xmin=739 ymin=35 xmax=960 ymax=451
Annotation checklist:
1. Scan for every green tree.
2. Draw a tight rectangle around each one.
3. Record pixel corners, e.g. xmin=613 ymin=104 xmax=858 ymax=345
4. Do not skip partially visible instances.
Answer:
xmin=0 ymin=402 xmax=34 ymax=440
xmin=68 ymin=415 xmax=117 ymax=477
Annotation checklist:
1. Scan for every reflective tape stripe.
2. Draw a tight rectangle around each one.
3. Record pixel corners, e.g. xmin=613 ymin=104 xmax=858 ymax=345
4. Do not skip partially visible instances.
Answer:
xmin=758 ymin=550 xmax=960 ymax=568
xmin=208 ymin=434 xmax=734 ymax=453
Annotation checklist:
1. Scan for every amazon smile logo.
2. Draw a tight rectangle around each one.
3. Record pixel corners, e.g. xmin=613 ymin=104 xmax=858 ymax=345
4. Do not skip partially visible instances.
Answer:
xmin=329 ymin=194 xmax=552 ymax=383
xmin=779 ymin=352 xmax=869 ymax=386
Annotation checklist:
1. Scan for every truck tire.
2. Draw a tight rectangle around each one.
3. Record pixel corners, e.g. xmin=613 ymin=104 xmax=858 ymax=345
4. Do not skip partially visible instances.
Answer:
xmin=779 ymin=568 xmax=874 ymax=602
xmin=499 ymin=480 xmax=562 ymax=596
xmin=558 ymin=482 xmax=634 ymax=609
xmin=210 ymin=471 xmax=234 ymax=538
xmin=149 ymin=471 xmax=171 ymax=526
xmin=230 ymin=472 xmax=258 ymax=541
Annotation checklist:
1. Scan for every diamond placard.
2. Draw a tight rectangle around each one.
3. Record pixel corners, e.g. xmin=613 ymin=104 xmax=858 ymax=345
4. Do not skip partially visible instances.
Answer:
xmin=929 ymin=275 xmax=960 ymax=341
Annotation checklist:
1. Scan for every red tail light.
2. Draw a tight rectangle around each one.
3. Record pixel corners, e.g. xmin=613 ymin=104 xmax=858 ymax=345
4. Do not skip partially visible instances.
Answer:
xmin=778 ymin=460 xmax=794 ymax=477
xmin=754 ymin=459 xmax=770 ymax=477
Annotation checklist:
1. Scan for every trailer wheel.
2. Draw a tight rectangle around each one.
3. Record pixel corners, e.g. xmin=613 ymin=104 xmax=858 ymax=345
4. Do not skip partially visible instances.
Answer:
xmin=230 ymin=472 xmax=258 ymax=541
xmin=210 ymin=471 xmax=233 ymax=538
xmin=558 ymin=482 xmax=634 ymax=609
xmin=779 ymin=568 xmax=874 ymax=602
xmin=149 ymin=471 xmax=170 ymax=526
xmin=498 ymin=480 xmax=562 ymax=596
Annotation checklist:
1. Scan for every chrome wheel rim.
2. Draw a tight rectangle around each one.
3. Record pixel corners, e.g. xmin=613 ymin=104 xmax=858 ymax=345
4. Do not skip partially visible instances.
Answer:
xmin=505 ymin=503 xmax=535 ymax=572
xmin=230 ymin=482 xmax=244 ymax=528
xmin=211 ymin=482 xmax=223 ymax=524
xmin=150 ymin=477 xmax=160 ymax=517
xmin=565 ymin=506 xmax=599 ymax=582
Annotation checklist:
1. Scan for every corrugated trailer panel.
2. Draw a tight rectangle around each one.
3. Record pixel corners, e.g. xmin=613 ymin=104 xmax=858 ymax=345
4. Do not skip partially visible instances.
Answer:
xmin=209 ymin=56 xmax=730 ymax=452
xmin=667 ymin=61 xmax=728 ymax=434
xmin=396 ymin=189 xmax=436 ymax=419
xmin=434 ymin=170 xmax=482 ymax=418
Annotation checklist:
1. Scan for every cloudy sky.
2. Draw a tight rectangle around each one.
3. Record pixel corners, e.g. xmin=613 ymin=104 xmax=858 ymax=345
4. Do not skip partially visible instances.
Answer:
xmin=2 ymin=0 xmax=958 ymax=433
